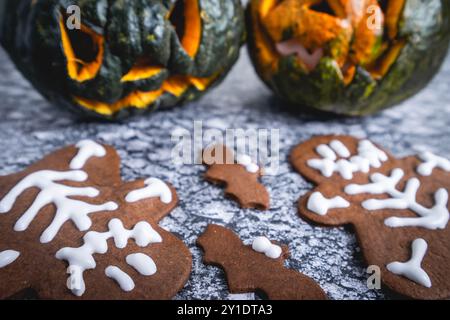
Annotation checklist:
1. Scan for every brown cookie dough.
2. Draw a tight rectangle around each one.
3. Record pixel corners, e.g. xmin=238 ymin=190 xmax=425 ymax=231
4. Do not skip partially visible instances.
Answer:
xmin=197 ymin=224 xmax=327 ymax=300
xmin=291 ymin=135 xmax=450 ymax=299
xmin=202 ymin=145 xmax=270 ymax=210
xmin=0 ymin=140 xmax=191 ymax=299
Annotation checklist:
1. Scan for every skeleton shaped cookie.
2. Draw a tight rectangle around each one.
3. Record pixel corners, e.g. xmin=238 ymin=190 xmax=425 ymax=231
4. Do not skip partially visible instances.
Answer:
xmin=197 ymin=224 xmax=327 ymax=300
xmin=291 ymin=135 xmax=450 ymax=299
xmin=202 ymin=145 xmax=270 ymax=210
xmin=0 ymin=140 xmax=191 ymax=299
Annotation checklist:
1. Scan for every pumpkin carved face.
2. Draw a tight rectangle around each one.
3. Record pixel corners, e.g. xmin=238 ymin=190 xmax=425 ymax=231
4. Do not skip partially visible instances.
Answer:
xmin=247 ymin=0 xmax=450 ymax=115
xmin=0 ymin=0 xmax=245 ymax=119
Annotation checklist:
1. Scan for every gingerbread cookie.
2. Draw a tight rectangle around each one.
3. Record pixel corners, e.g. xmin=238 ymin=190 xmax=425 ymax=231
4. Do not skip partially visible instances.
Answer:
xmin=202 ymin=145 xmax=270 ymax=210
xmin=0 ymin=140 xmax=191 ymax=299
xmin=291 ymin=135 xmax=450 ymax=299
xmin=197 ymin=224 xmax=327 ymax=300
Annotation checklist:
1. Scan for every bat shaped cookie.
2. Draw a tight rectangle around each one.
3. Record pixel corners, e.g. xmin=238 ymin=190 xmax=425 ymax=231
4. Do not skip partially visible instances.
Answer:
xmin=291 ymin=135 xmax=450 ymax=299
xmin=202 ymin=145 xmax=270 ymax=210
xmin=0 ymin=140 xmax=191 ymax=299
xmin=197 ymin=224 xmax=327 ymax=300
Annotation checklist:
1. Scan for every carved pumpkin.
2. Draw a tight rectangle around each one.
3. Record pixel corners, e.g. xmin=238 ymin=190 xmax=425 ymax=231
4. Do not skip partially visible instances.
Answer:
xmin=0 ymin=0 xmax=245 ymax=119
xmin=247 ymin=0 xmax=450 ymax=115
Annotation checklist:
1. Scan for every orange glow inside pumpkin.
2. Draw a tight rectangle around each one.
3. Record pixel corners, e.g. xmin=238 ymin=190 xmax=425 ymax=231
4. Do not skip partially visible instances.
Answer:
xmin=121 ymin=57 xmax=164 ymax=83
xmin=249 ymin=0 xmax=280 ymax=78
xmin=74 ymin=75 xmax=215 ymax=116
xmin=252 ymin=0 xmax=407 ymax=84
xmin=59 ymin=15 xmax=104 ymax=82
xmin=179 ymin=0 xmax=202 ymax=57
xmin=168 ymin=0 xmax=202 ymax=58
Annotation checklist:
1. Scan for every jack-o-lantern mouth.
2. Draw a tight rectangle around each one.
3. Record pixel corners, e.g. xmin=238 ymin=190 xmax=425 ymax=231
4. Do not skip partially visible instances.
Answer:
xmin=251 ymin=0 xmax=407 ymax=85
xmin=74 ymin=75 xmax=214 ymax=116
xmin=59 ymin=0 xmax=213 ymax=116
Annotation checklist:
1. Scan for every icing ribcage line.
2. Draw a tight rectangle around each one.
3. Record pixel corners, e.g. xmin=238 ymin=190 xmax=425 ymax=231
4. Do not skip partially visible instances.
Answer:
xmin=329 ymin=140 xmax=351 ymax=158
xmin=316 ymin=144 xmax=337 ymax=160
xmin=56 ymin=218 xmax=162 ymax=297
xmin=126 ymin=253 xmax=157 ymax=276
xmin=0 ymin=170 xmax=118 ymax=243
xmin=417 ymin=151 xmax=450 ymax=176
xmin=307 ymin=139 xmax=388 ymax=180
xmin=105 ymin=253 xmax=157 ymax=292
xmin=345 ymin=169 xmax=449 ymax=230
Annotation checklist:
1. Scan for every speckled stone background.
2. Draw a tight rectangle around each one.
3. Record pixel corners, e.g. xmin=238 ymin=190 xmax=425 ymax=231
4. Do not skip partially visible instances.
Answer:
xmin=0 ymin=44 xmax=449 ymax=300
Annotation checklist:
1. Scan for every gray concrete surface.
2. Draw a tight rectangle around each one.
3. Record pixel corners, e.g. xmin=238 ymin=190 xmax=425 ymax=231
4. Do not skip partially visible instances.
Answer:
xmin=0 ymin=46 xmax=449 ymax=300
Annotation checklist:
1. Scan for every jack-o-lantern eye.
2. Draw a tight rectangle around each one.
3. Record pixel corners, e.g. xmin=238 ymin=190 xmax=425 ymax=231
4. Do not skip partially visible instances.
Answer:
xmin=120 ymin=0 xmax=202 ymax=83
xmin=59 ymin=14 xmax=104 ymax=82
xmin=169 ymin=0 xmax=202 ymax=58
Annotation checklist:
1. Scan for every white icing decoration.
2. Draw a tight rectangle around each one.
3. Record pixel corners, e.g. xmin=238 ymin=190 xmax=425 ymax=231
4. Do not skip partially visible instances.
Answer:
xmin=125 ymin=178 xmax=172 ymax=204
xmin=357 ymin=140 xmax=388 ymax=168
xmin=0 ymin=250 xmax=20 ymax=268
xmin=56 ymin=218 xmax=162 ymax=296
xmin=236 ymin=154 xmax=260 ymax=173
xmin=70 ymin=140 xmax=106 ymax=170
xmin=307 ymin=192 xmax=350 ymax=216
xmin=252 ymin=237 xmax=282 ymax=259
xmin=0 ymin=170 xmax=118 ymax=243
xmin=126 ymin=253 xmax=157 ymax=276
xmin=316 ymin=144 xmax=336 ymax=160
xmin=330 ymin=140 xmax=351 ymax=158
xmin=345 ymin=169 xmax=449 ymax=230
xmin=307 ymin=140 xmax=387 ymax=180
xmin=105 ymin=266 xmax=135 ymax=292
xmin=387 ymin=238 xmax=431 ymax=288
xmin=417 ymin=151 xmax=450 ymax=176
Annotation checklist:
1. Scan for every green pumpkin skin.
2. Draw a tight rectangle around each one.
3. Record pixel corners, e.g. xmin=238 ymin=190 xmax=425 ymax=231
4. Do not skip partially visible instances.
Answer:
xmin=247 ymin=0 xmax=450 ymax=116
xmin=0 ymin=0 xmax=245 ymax=120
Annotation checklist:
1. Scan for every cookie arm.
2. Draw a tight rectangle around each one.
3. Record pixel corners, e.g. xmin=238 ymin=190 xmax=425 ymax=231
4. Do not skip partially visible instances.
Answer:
xmin=121 ymin=180 xmax=179 ymax=223
xmin=298 ymin=188 xmax=356 ymax=227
